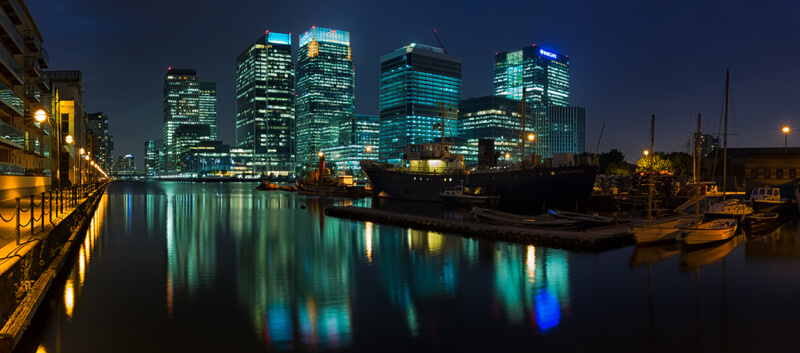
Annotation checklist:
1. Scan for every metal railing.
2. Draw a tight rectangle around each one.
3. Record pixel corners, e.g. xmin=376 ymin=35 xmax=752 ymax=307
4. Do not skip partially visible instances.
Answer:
xmin=0 ymin=7 xmax=22 ymax=52
xmin=0 ymin=182 xmax=106 ymax=246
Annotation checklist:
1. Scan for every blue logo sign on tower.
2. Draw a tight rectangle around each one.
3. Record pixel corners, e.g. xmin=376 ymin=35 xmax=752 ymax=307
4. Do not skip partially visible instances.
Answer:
xmin=539 ymin=49 xmax=557 ymax=59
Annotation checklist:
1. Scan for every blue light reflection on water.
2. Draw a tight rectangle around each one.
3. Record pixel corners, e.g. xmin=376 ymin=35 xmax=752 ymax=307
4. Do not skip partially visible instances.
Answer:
xmin=19 ymin=182 xmax=800 ymax=352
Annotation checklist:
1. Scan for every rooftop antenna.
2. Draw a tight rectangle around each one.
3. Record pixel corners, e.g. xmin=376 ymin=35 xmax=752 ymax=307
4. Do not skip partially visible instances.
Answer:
xmin=432 ymin=29 xmax=448 ymax=54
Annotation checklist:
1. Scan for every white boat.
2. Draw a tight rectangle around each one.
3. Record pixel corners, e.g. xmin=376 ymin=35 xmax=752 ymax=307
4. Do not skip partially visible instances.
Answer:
xmin=440 ymin=184 xmax=500 ymax=207
xmin=629 ymin=218 xmax=700 ymax=244
xmin=679 ymin=218 xmax=738 ymax=245
xmin=471 ymin=207 xmax=575 ymax=227
xmin=749 ymin=186 xmax=789 ymax=212
xmin=705 ymin=198 xmax=753 ymax=220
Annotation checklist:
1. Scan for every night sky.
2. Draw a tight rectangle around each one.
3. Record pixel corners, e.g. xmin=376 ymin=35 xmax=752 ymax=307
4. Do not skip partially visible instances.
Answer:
xmin=27 ymin=0 xmax=800 ymax=167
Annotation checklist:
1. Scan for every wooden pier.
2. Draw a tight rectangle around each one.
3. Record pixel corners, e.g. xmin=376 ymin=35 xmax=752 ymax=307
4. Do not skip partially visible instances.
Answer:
xmin=325 ymin=206 xmax=636 ymax=252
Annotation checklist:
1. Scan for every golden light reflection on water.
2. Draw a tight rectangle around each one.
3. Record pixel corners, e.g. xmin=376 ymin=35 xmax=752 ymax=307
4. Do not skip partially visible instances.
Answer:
xmin=35 ymin=345 xmax=47 ymax=353
xmin=365 ymin=222 xmax=373 ymax=263
xmin=527 ymin=245 xmax=536 ymax=283
xmin=64 ymin=279 xmax=74 ymax=318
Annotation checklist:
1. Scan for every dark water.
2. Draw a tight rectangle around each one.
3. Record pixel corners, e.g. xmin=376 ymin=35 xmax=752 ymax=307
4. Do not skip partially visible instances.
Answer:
xmin=16 ymin=182 xmax=800 ymax=352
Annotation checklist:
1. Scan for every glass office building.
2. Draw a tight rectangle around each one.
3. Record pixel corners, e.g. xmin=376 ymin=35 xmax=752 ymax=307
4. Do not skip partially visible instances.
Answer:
xmin=458 ymin=95 xmax=531 ymax=165
xmin=295 ymin=27 xmax=354 ymax=169
xmin=236 ymin=32 xmax=294 ymax=176
xmin=199 ymin=82 xmax=217 ymax=141
xmin=530 ymin=106 xmax=585 ymax=158
xmin=162 ymin=68 xmax=216 ymax=174
xmin=379 ymin=43 xmax=461 ymax=163
xmin=494 ymin=45 xmax=569 ymax=107
xmin=321 ymin=114 xmax=379 ymax=174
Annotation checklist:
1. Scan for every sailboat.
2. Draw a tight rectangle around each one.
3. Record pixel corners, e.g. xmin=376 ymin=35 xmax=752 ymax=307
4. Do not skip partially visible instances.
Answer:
xmin=704 ymin=70 xmax=752 ymax=221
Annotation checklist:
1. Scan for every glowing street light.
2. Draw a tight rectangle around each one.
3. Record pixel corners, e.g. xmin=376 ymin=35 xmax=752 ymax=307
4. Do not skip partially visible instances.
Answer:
xmin=783 ymin=126 xmax=790 ymax=154
xmin=34 ymin=109 xmax=47 ymax=123
xmin=643 ymin=150 xmax=649 ymax=156
xmin=65 ymin=135 xmax=74 ymax=144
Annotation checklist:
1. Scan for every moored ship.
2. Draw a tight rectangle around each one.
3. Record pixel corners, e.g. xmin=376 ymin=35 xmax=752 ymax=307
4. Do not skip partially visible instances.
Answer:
xmin=360 ymin=142 xmax=597 ymax=213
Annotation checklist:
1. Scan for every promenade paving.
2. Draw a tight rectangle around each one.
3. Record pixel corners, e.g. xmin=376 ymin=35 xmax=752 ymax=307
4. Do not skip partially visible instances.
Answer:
xmin=0 ymin=192 xmax=86 ymax=265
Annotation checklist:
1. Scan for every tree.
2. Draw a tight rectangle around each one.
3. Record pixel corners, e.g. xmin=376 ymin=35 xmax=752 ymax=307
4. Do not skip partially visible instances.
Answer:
xmin=636 ymin=152 xmax=672 ymax=172
xmin=598 ymin=149 xmax=626 ymax=174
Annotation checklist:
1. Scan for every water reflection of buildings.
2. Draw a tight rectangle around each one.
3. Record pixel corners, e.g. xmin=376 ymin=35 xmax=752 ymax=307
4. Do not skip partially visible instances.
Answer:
xmin=494 ymin=244 xmax=570 ymax=334
xmin=164 ymin=191 xmax=218 ymax=317
xmin=235 ymin=194 xmax=357 ymax=351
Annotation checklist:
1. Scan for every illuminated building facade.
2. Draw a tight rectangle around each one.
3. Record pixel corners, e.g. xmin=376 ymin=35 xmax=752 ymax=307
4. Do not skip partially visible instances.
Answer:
xmin=379 ymin=43 xmax=461 ymax=164
xmin=295 ymin=27 xmax=354 ymax=169
xmin=530 ymin=106 xmax=585 ymax=158
xmin=199 ymin=82 xmax=217 ymax=140
xmin=174 ymin=124 xmax=211 ymax=173
xmin=458 ymin=95 xmax=531 ymax=165
xmin=493 ymin=45 xmax=569 ymax=107
xmin=163 ymin=68 xmax=216 ymax=174
xmin=87 ymin=112 xmax=113 ymax=172
xmin=47 ymin=71 xmax=87 ymax=187
xmin=144 ymin=139 xmax=162 ymax=176
xmin=236 ymin=32 xmax=294 ymax=176
xmin=321 ymin=114 xmax=379 ymax=173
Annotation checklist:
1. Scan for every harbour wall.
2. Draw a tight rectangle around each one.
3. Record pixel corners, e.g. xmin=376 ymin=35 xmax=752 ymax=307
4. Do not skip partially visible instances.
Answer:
xmin=325 ymin=206 xmax=634 ymax=252
xmin=0 ymin=184 xmax=106 ymax=353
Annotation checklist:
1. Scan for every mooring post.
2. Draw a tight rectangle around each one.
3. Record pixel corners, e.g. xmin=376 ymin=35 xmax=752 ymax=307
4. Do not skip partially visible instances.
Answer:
xmin=41 ymin=192 xmax=46 ymax=232
xmin=30 ymin=194 xmax=35 ymax=236
xmin=49 ymin=190 xmax=53 ymax=224
xmin=15 ymin=198 xmax=20 ymax=245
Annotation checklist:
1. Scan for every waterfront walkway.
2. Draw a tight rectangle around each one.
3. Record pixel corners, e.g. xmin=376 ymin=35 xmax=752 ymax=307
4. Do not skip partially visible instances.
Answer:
xmin=0 ymin=191 xmax=87 ymax=266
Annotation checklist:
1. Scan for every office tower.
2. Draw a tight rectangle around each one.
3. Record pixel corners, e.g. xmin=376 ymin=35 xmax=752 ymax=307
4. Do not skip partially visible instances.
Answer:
xmin=530 ymin=106 xmax=585 ymax=158
xmin=87 ymin=112 xmax=112 ymax=172
xmin=493 ymin=45 xmax=569 ymax=106
xmin=458 ymin=95 xmax=531 ymax=165
xmin=199 ymin=82 xmax=217 ymax=140
xmin=321 ymin=114 xmax=379 ymax=173
xmin=144 ymin=140 xmax=162 ymax=176
xmin=236 ymin=32 xmax=295 ymax=175
xmin=163 ymin=68 xmax=215 ymax=174
xmin=379 ymin=43 xmax=461 ymax=163
xmin=295 ymin=27 xmax=354 ymax=168
xmin=113 ymin=154 xmax=136 ymax=177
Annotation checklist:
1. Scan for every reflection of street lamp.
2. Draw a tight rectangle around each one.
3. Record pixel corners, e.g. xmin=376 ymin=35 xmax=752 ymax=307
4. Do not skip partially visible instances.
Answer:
xmin=783 ymin=126 xmax=790 ymax=154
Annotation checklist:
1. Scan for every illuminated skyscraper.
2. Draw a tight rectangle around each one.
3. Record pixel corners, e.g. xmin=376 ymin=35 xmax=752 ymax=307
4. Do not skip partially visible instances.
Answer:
xmin=236 ymin=32 xmax=295 ymax=175
xmin=199 ymin=82 xmax=217 ymax=140
xmin=163 ymin=68 xmax=215 ymax=174
xmin=379 ymin=43 xmax=461 ymax=163
xmin=530 ymin=106 xmax=585 ymax=158
xmin=493 ymin=45 xmax=569 ymax=106
xmin=295 ymin=27 xmax=354 ymax=168
xmin=87 ymin=112 xmax=113 ymax=172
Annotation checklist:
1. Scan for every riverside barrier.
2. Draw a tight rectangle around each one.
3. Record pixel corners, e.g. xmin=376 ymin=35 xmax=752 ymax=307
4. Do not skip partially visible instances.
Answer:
xmin=0 ymin=183 xmax=107 ymax=353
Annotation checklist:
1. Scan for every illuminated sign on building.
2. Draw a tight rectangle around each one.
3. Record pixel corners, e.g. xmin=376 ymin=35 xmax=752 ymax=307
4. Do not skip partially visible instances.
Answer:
xmin=539 ymin=49 xmax=557 ymax=59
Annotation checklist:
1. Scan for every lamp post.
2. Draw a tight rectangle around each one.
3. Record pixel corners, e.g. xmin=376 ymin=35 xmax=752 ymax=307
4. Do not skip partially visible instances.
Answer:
xmin=34 ymin=109 xmax=63 ymax=212
xmin=527 ymin=133 xmax=535 ymax=166
xmin=783 ymin=126 xmax=790 ymax=154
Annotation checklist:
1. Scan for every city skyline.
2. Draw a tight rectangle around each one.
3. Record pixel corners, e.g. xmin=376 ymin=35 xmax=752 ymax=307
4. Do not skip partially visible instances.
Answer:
xmin=27 ymin=0 xmax=800 ymax=166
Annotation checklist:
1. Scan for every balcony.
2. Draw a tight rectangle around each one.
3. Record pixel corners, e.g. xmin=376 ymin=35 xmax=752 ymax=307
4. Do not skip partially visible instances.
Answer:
xmin=0 ymin=0 xmax=22 ymax=25
xmin=36 ymin=74 xmax=49 ymax=90
xmin=0 ymin=80 xmax=22 ymax=117
xmin=24 ymin=83 xmax=40 ymax=103
xmin=39 ymin=47 xmax=49 ymax=68
xmin=0 ymin=160 xmax=24 ymax=175
xmin=0 ymin=41 xmax=22 ymax=85
xmin=24 ymin=56 xmax=40 ymax=77
xmin=0 ymin=7 xmax=22 ymax=54
xmin=0 ymin=118 xmax=23 ymax=149
xmin=23 ymin=29 xmax=40 ymax=53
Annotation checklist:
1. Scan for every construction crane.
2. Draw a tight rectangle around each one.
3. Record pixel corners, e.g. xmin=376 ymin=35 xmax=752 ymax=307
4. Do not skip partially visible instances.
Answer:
xmin=432 ymin=29 xmax=448 ymax=54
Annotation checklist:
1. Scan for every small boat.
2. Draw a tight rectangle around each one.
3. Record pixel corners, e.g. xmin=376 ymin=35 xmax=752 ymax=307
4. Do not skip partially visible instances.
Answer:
xmin=741 ymin=212 xmax=779 ymax=236
xmin=629 ymin=217 xmax=700 ymax=244
xmin=256 ymin=181 xmax=280 ymax=190
xmin=548 ymin=209 xmax=617 ymax=227
xmin=680 ymin=234 xmax=743 ymax=271
xmin=749 ymin=186 xmax=790 ymax=212
xmin=705 ymin=198 xmax=753 ymax=221
xmin=678 ymin=218 xmax=738 ymax=245
xmin=440 ymin=184 xmax=500 ymax=207
xmin=471 ymin=207 xmax=575 ymax=227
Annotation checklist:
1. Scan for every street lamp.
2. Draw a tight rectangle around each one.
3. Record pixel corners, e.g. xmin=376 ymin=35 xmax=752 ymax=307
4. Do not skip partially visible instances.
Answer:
xmin=33 ymin=109 xmax=65 ymax=212
xmin=783 ymin=126 xmax=790 ymax=154
xmin=527 ymin=133 xmax=535 ymax=165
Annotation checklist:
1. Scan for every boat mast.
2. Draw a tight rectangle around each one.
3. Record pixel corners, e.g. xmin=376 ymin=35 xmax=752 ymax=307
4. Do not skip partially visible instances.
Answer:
xmin=439 ymin=102 xmax=446 ymax=145
xmin=723 ymin=70 xmax=729 ymax=201
xmin=695 ymin=114 xmax=701 ymax=184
